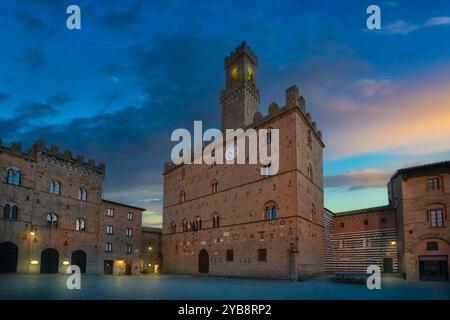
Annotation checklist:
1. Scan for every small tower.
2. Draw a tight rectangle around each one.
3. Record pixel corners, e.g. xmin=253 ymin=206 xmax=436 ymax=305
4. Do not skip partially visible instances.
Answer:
xmin=220 ymin=41 xmax=260 ymax=129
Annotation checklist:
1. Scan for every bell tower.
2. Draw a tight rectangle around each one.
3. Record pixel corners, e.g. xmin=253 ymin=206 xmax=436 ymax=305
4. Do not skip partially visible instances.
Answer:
xmin=220 ymin=41 xmax=260 ymax=130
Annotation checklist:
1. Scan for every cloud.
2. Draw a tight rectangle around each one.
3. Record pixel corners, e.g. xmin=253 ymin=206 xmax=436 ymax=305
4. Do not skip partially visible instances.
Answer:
xmin=325 ymin=168 xmax=391 ymax=190
xmin=14 ymin=47 xmax=46 ymax=69
xmin=355 ymin=79 xmax=393 ymax=97
xmin=14 ymin=101 xmax=58 ymax=120
xmin=103 ymin=1 xmax=143 ymax=31
xmin=0 ymin=92 xmax=9 ymax=103
xmin=384 ymin=20 xmax=419 ymax=35
xmin=15 ymin=9 xmax=53 ymax=36
xmin=96 ymin=92 xmax=121 ymax=107
xmin=425 ymin=16 xmax=450 ymax=27
xmin=47 ymin=92 xmax=73 ymax=106
xmin=326 ymin=74 xmax=450 ymax=158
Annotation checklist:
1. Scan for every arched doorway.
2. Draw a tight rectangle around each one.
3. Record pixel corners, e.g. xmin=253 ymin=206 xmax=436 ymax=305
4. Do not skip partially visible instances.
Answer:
xmin=198 ymin=249 xmax=209 ymax=273
xmin=41 ymin=248 xmax=59 ymax=273
xmin=0 ymin=242 xmax=18 ymax=273
xmin=71 ymin=250 xmax=87 ymax=273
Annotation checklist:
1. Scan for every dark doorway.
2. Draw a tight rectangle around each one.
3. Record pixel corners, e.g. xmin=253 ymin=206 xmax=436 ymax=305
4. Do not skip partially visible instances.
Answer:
xmin=40 ymin=248 xmax=59 ymax=273
xmin=71 ymin=250 xmax=87 ymax=273
xmin=104 ymin=260 xmax=113 ymax=275
xmin=419 ymin=256 xmax=449 ymax=281
xmin=125 ymin=263 xmax=132 ymax=275
xmin=0 ymin=242 xmax=18 ymax=273
xmin=198 ymin=249 xmax=209 ymax=273
xmin=383 ymin=258 xmax=393 ymax=273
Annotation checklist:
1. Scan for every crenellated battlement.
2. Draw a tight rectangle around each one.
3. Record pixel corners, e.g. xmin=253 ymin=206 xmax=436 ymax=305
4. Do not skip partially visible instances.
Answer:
xmin=224 ymin=41 xmax=258 ymax=68
xmin=250 ymin=84 xmax=323 ymax=143
xmin=0 ymin=139 xmax=106 ymax=177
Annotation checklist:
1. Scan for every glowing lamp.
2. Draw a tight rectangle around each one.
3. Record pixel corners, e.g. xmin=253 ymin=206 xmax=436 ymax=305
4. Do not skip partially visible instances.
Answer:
xmin=62 ymin=261 xmax=70 ymax=266
xmin=30 ymin=260 xmax=39 ymax=265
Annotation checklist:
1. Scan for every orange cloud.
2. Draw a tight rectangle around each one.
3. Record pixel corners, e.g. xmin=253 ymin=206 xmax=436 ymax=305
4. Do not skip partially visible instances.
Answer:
xmin=326 ymin=76 xmax=450 ymax=157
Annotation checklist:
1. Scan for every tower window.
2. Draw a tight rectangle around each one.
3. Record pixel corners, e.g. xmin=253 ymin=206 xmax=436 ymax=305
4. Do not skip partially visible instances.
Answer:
xmin=264 ymin=202 xmax=278 ymax=220
xmin=106 ymin=225 xmax=113 ymax=235
xmin=77 ymin=188 xmax=87 ymax=201
xmin=107 ymin=208 xmax=114 ymax=217
xmin=194 ymin=217 xmax=202 ymax=231
xmin=7 ymin=169 xmax=21 ymax=186
xmin=212 ymin=214 xmax=220 ymax=228
xmin=364 ymin=219 xmax=369 ymax=226
xmin=211 ymin=180 xmax=218 ymax=193
xmin=179 ymin=190 xmax=186 ymax=203
xmin=231 ymin=66 xmax=239 ymax=81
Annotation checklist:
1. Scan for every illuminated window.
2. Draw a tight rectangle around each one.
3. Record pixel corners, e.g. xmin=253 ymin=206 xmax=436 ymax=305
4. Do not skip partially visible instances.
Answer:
xmin=247 ymin=65 xmax=253 ymax=81
xmin=231 ymin=66 xmax=238 ymax=81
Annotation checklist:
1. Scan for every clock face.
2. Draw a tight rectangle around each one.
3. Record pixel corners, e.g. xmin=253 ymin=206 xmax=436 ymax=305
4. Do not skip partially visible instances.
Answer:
xmin=225 ymin=145 xmax=238 ymax=161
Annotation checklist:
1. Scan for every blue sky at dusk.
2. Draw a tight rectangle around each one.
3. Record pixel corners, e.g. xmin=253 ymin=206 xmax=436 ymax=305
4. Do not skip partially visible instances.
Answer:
xmin=1 ymin=0 xmax=450 ymax=227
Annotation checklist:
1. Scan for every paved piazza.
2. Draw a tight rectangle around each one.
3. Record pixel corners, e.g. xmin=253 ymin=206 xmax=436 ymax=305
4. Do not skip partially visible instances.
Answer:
xmin=0 ymin=274 xmax=449 ymax=300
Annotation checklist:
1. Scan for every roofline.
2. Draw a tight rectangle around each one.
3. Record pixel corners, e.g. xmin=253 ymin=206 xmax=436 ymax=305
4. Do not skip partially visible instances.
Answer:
xmin=390 ymin=160 xmax=450 ymax=181
xmin=333 ymin=205 xmax=394 ymax=217
xmin=101 ymin=199 xmax=146 ymax=211
xmin=142 ymin=226 xmax=162 ymax=233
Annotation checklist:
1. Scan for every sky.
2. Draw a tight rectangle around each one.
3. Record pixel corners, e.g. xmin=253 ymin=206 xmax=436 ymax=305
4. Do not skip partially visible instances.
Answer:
xmin=1 ymin=0 xmax=450 ymax=227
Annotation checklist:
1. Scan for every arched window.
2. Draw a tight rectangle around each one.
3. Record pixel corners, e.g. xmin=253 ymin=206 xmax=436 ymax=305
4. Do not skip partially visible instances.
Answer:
xmin=14 ymin=171 xmax=21 ymax=186
xmin=182 ymin=219 xmax=189 ymax=232
xmin=47 ymin=213 xmax=58 ymax=228
xmin=3 ymin=203 xmax=18 ymax=220
xmin=307 ymin=164 xmax=313 ymax=180
xmin=194 ymin=216 xmax=202 ymax=231
xmin=264 ymin=202 xmax=278 ymax=221
xmin=76 ymin=218 xmax=85 ymax=231
xmin=170 ymin=221 xmax=176 ymax=233
xmin=311 ymin=204 xmax=317 ymax=223
xmin=212 ymin=214 xmax=220 ymax=228
xmin=179 ymin=190 xmax=186 ymax=203
xmin=77 ymin=188 xmax=87 ymax=201
xmin=7 ymin=169 xmax=14 ymax=184
xmin=6 ymin=169 xmax=21 ymax=186
xmin=49 ymin=180 xmax=61 ymax=195
xmin=211 ymin=180 xmax=218 ymax=193
xmin=307 ymin=130 xmax=312 ymax=149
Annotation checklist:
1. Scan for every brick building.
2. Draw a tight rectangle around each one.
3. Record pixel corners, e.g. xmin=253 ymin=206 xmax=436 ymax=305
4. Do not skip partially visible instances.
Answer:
xmin=140 ymin=227 xmax=163 ymax=273
xmin=0 ymin=139 xmax=147 ymax=275
xmin=162 ymin=42 xmax=325 ymax=280
xmin=326 ymin=161 xmax=450 ymax=281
